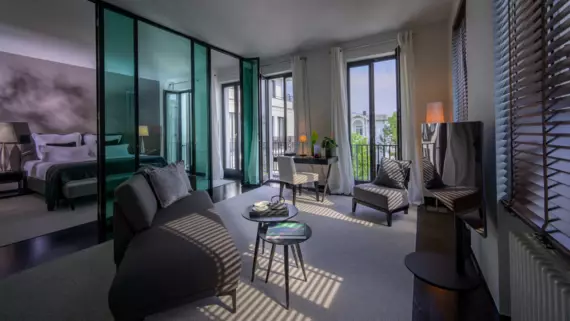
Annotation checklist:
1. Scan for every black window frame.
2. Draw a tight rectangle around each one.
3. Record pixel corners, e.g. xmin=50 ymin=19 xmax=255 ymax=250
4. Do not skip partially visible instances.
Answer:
xmin=346 ymin=53 xmax=402 ymax=182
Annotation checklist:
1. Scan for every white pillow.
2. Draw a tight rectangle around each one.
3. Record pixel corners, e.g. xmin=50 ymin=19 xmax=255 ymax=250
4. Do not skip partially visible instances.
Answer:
xmin=105 ymin=134 xmax=122 ymax=143
xmin=42 ymin=145 xmax=91 ymax=162
xmin=83 ymin=134 xmax=97 ymax=156
xmin=106 ymin=144 xmax=131 ymax=158
xmin=32 ymin=133 xmax=81 ymax=160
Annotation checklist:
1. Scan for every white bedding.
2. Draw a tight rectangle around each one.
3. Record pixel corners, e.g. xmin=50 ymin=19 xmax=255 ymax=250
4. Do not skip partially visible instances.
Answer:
xmin=24 ymin=157 xmax=97 ymax=181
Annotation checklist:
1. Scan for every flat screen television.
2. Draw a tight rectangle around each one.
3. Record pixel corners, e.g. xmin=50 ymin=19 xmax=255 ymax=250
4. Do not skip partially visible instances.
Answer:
xmin=421 ymin=121 xmax=486 ymax=237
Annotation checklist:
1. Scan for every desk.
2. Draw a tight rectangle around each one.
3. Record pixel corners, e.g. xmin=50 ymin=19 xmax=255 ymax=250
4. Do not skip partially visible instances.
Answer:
xmin=273 ymin=156 xmax=338 ymax=201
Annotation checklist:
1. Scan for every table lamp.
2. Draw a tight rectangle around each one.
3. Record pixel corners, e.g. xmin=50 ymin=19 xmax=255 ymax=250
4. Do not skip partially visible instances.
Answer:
xmin=0 ymin=123 xmax=19 ymax=172
xmin=299 ymin=134 xmax=307 ymax=157
xmin=139 ymin=125 xmax=149 ymax=154
xmin=426 ymin=102 xmax=445 ymax=123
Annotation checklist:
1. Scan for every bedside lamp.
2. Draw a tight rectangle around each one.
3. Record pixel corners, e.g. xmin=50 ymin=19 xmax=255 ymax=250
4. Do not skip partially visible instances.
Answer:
xmin=0 ymin=122 xmax=29 ymax=172
xmin=426 ymin=102 xmax=445 ymax=123
xmin=299 ymin=134 xmax=308 ymax=157
xmin=139 ymin=125 xmax=149 ymax=154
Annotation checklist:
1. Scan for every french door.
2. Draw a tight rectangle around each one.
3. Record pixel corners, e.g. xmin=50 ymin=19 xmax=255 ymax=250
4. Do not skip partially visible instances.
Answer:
xmin=222 ymin=83 xmax=242 ymax=178
xmin=347 ymin=54 xmax=401 ymax=183
xmin=163 ymin=90 xmax=192 ymax=170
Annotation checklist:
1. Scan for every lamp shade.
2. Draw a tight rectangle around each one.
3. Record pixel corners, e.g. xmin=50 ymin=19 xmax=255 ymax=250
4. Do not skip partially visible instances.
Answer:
xmin=0 ymin=123 xmax=18 ymax=143
xmin=139 ymin=125 xmax=149 ymax=137
xmin=426 ymin=102 xmax=445 ymax=123
xmin=299 ymin=134 xmax=307 ymax=143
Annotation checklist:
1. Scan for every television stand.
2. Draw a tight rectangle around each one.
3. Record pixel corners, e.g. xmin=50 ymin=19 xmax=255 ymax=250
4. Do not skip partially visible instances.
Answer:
xmin=404 ymin=215 xmax=481 ymax=291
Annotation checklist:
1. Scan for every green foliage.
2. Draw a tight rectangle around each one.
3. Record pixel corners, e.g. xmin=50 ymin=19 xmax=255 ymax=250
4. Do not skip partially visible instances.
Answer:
xmin=351 ymin=132 xmax=370 ymax=181
xmin=321 ymin=137 xmax=338 ymax=149
xmin=382 ymin=112 xmax=398 ymax=145
xmin=311 ymin=130 xmax=319 ymax=145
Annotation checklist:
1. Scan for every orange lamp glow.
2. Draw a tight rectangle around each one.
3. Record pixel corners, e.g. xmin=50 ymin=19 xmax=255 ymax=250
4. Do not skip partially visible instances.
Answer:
xmin=299 ymin=134 xmax=307 ymax=143
xmin=426 ymin=102 xmax=445 ymax=123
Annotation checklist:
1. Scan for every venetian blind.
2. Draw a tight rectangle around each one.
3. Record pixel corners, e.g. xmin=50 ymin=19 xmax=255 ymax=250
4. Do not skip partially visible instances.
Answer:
xmin=497 ymin=0 xmax=570 ymax=245
xmin=452 ymin=9 xmax=468 ymax=122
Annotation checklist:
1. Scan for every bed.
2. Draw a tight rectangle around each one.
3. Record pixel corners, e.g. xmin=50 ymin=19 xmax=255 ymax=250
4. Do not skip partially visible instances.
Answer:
xmin=24 ymin=155 xmax=167 ymax=211
xmin=22 ymin=132 xmax=167 ymax=211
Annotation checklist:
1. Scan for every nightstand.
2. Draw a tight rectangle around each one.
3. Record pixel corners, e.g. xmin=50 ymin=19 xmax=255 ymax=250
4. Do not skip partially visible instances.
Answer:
xmin=0 ymin=171 xmax=26 ymax=198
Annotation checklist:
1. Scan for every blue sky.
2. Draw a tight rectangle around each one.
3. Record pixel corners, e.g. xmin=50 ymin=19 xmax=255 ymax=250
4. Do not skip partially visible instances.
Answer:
xmin=349 ymin=59 xmax=397 ymax=117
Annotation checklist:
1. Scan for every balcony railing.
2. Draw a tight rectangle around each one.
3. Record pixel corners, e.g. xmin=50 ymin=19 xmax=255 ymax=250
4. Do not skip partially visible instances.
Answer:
xmin=351 ymin=144 xmax=398 ymax=181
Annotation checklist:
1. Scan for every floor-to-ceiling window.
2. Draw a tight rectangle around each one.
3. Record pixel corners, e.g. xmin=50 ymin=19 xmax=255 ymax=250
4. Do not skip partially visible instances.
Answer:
xmin=347 ymin=54 xmax=400 ymax=182
xmin=222 ymin=82 xmax=241 ymax=177
xmin=265 ymin=73 xmax=293 ymax=179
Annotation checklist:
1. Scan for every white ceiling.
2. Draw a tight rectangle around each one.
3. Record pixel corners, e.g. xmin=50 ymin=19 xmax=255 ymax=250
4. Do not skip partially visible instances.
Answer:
xmin=106 ymin=0 xmax=453 ymax=58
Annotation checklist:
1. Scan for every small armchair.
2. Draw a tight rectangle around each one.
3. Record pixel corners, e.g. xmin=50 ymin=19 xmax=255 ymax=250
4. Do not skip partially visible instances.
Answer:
xmin=277 ymin=156 xmax=319 ymax=205
xmin=352 ymin=159 xmax=411 ymax=227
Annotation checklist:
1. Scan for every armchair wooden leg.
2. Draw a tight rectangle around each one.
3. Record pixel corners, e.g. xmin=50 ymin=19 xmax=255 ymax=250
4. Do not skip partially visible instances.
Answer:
xmin=352 ymin=198 xmax=357 ymax=213
xmin=292 ymin=185 xmax=297 ymax=206
xmin=387 ymin=213 xmax=393 ymax=227
xmin=279 ymin=182 xmax=285 ymax=199
xmin=230 ymin=289 xmax=237 ymax=313
xmin=298 ymin=185 xmax=302 ymax=195
xmin=404 ymin=209 xmax=408 ymax=214
xmin=314 ymin=181 xmax=320 ymax=202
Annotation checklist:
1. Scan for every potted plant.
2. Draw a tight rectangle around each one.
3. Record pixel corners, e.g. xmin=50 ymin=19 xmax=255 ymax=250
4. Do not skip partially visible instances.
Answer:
xmin=322 ymin=137 xmax=338 ymax=158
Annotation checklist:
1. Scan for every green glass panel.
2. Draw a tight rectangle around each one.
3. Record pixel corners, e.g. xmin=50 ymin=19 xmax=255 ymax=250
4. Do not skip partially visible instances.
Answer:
xmin=242 ymin=59 xmax=259 ymax=185
xmin=194 ymin=43 xmax=210 ymax=190
xmin=103 ymin=10 xmax=135 ymax=219
xmin=137 ymin=22 xmax=192 ymax=171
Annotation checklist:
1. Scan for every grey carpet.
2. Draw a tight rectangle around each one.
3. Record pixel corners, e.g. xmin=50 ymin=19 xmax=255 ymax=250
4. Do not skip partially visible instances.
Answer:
xmin=0 ymin=194 xmax=96 ymax=246
xmin=0 ymin=186 xmax=416 ymax=321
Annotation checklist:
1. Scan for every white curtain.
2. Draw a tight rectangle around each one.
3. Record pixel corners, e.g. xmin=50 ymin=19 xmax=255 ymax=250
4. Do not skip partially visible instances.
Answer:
xmin=329 ymin=47 xmax=355 ymax=195
xmin=293 ymin=56 xmax=311 ymax=139
xmin=398 ymin=31 xmax=423 ymax=205
xmin=211 ymin=73 xmax=224 ymax=180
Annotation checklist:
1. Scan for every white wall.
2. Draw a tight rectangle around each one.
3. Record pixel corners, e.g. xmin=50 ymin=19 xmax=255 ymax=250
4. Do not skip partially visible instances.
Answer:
xmin=261 ymin=20 xmax=451 ymax=145
xmin=0 ymin=0 xmax=95 ymax=68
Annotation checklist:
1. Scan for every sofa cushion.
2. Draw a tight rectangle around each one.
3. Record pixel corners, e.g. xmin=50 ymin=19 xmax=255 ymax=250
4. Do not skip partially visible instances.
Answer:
xmin=109 ymin=210 xmax=241 ymax=320
xmin=354 ymin=183 xmax=409 ymax=212
xmin=171 ymin=161 xmax=193 ymax=192
xmin=422 ymin=156 xmax=446 ymax=189
xmin=373 ymin=158 xmax=411 ymax=189
xmin=147 ymin=165 xmax=189 ymax=208
xmin=115 ymin=174 xmax=158 ymax=232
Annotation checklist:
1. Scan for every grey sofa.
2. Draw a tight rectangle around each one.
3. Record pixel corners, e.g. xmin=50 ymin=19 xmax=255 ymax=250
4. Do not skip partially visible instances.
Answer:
xmin=109 ymin=174 xmax=242 ymax=321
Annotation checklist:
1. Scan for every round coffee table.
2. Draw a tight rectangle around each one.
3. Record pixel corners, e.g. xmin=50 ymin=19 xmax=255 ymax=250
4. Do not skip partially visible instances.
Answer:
xmin=242 ymin=204 xmax=299 ymax=283
xmin=259 ymin=221 xmax=312 ymax=309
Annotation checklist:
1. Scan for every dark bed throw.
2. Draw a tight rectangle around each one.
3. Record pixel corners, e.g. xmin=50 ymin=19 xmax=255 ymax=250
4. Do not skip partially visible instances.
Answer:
xmin=44 ymin=155 xmax=167 ymax=210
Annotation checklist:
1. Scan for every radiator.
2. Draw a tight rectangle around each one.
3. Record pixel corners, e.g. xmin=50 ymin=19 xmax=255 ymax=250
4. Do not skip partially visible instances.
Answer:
xmin=509 ymin=233 xmax=570 ymax=321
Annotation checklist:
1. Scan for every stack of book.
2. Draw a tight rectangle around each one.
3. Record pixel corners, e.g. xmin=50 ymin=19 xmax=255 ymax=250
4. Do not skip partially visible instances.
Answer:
xmin=250 ymin=202 xmax=288 ymax=218
xmin=266 ymin=222 xmax=306 ymax=240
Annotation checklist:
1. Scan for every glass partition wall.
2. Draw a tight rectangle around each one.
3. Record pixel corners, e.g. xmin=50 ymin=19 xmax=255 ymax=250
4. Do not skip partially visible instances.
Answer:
xmin=97 ymin=4 xmax=255 ymax=234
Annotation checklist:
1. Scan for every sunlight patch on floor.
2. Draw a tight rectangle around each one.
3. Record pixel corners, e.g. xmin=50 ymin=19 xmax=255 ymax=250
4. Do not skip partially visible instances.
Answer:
xmin=198 ymin=282 xmax=311 ymax=321
xmin=245 ymin=245 xmax=343 ymax=309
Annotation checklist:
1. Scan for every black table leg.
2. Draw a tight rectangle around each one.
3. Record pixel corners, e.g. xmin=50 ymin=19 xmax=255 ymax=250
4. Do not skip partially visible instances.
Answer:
xmin=290 ymin=245 xmax=299 ymax=268
xmin=314 ymin=181 xmax=320 ymax=202
xmin=295 ymin=244 xmax=307 ymax=281
xmin=265 ymin=244 xmax=276 ymax=283
xmin=284 ymin=245 xmax=290 ymax=309
xmin=322 ymin=164 xmax=332 ymax=202
xmin=251 ymin=222 xmax=261 ymax=282
xmin=262 ymin=239 xmax=265 ymax=255
xmin=292 ymin=185 xmax=297 ymax=205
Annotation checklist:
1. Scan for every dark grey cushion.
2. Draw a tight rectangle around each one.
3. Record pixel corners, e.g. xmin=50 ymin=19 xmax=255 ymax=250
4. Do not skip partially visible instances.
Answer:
xmin=115 ymin=174 xmax=158 ymax=232
xmin=172 ymin=161 xmax=193 ymax=192
xmin=354 ymin=183 xmax=409 ymax=211
xmin=373 ymin=158 xmax=411 ymax=189
xmin=422 ymin=156 xmax=446 ymax=189
xmin=147 ymin=165 xmax=189 ymax=208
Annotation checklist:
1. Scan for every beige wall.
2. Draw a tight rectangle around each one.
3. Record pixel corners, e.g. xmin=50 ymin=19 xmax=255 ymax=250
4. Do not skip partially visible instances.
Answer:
xmin=261 ymin=20 xmax=451 ymax=144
